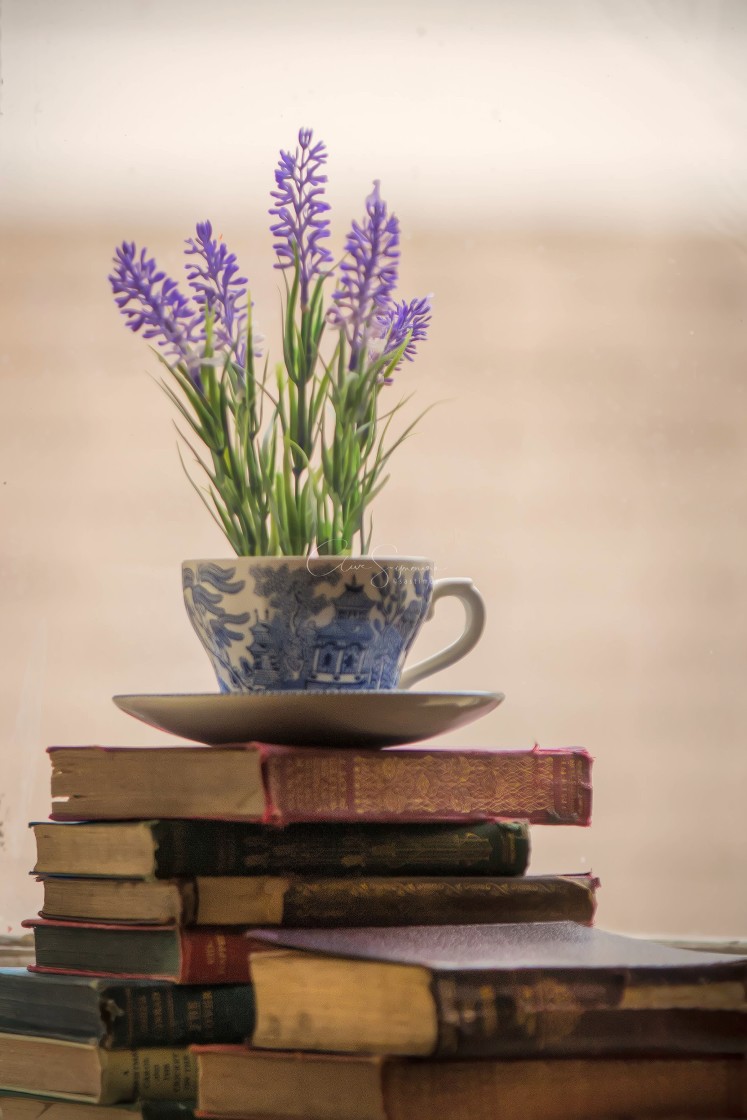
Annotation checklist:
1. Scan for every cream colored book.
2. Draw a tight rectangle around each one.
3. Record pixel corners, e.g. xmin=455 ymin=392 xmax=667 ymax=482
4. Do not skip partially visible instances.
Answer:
xmin=0 ymin=1035 xmax=196 ymax=1105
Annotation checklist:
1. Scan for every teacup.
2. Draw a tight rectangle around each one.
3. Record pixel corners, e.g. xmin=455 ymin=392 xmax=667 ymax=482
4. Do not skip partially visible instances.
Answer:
xmin=183 ymin=556 xmax=485 ymax=693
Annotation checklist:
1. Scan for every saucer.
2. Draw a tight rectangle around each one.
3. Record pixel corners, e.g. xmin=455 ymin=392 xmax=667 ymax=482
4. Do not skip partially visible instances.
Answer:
xmin=112 ymin=690 xmax=504 ymax=748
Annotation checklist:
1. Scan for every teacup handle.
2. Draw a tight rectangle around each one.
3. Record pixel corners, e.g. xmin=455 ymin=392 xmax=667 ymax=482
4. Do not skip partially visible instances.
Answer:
xmin=399 ymin=578 xmax=486 ymax=690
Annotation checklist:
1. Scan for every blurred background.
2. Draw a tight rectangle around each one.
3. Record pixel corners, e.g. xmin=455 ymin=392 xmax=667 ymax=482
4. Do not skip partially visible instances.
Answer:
xmin=1 ymin=0 xmax=746 ymax=936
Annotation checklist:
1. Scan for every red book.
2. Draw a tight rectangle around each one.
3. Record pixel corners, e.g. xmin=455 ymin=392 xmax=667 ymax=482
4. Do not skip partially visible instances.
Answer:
xmin=23 ymin=919 xmax=259 ymax=983
xmin=48 ymin=744 xmax=592 ymax=825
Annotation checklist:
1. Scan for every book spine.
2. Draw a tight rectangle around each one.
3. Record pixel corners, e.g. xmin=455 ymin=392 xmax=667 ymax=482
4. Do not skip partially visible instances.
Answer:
xmin=432 ymin=974 xmax=747 ymax=1057
xmin=99 ymin=1048 xmax=197 ymax=1104
xmin=262 ymin=747 xmax=592 ymax=825
xmin=153 ymin=820 xmax=530 ymax=878
xmin=274 ymin=874 xmax=598 ymax=928
xmin=105 ymin=983 xmax=255 ymax=1048
xmin=178 ymin=929 xmax=253 ymax=984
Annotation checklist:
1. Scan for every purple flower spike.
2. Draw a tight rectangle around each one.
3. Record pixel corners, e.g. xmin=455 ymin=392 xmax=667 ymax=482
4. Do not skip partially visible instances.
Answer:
xmin=109 ymin=241 xmax=199 ymax=369
xmin=331 ymin=181 xmax=400 ymax=369
xmin=378 ymin=295 xmax=432 ymax=372
xmin=184 ymin=221 xmax=256 ymax=367
xmin=270 ymin=128 xmax=333 ymax=307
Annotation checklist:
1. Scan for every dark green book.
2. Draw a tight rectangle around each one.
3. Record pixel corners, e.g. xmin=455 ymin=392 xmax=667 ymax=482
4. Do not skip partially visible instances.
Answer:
xmin=0 ymin=969 xmax=254 ymax=1048
xmin=31 ymin=819 xmax=529 ymax=880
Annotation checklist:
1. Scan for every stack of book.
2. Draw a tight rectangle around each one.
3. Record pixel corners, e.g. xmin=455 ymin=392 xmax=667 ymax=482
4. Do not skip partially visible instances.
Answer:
xmin=0 ymin=738 xmax=744 ymax=1120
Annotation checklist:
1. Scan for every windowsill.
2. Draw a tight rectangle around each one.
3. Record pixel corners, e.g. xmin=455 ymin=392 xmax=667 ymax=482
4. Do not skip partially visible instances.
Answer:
xmin=0 ymin=934 xmax=35 ymax=967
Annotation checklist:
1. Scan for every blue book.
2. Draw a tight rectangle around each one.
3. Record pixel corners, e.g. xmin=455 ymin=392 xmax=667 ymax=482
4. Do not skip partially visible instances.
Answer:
xmin=0 ymin=968 xmax=254 ymax=1048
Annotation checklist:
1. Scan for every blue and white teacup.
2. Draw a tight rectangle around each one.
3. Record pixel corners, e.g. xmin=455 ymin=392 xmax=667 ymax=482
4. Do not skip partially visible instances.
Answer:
xmin=183 ymin=556 xmax=485 ymax=693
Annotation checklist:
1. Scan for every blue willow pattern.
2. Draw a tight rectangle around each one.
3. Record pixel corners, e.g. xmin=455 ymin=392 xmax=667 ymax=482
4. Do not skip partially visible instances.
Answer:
xmin=183 ymin=562 xmax=433 ymax=692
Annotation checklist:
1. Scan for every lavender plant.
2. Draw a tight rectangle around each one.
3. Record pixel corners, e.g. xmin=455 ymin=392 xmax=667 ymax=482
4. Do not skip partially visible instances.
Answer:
xmin=109 ymin=128 xmax=431 ymax=556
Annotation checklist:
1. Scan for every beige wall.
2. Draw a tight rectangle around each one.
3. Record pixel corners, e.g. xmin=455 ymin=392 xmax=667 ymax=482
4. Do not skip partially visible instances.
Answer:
xmin=1 ymin=1 xmax=746 ymax=936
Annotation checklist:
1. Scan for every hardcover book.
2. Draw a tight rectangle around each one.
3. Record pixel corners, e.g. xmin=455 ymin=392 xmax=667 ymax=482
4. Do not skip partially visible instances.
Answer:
xmin=246 ymin=920 xmax=747 ymax=1058
xmin=0 ymin=969 xmax=255 ymax=1047
xmin=0 ymin=1034 xmax=196 ymax=1105
xmin=23 ymin=922 xmax=256 ymax=984
xmin=47 ymin=744 xmax=592 ymax=825
xmin=31 ymin=819 xmax=530 ymax=879
xmin=37 ymin=872 xmax=598 ymax=928
xmin=193 ymin=1047 xmax=747 ymax=1120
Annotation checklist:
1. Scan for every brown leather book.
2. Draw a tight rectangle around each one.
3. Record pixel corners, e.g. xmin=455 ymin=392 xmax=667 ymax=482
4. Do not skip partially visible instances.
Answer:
xmin=37 ymin=871 xmax=598 ymax=927
xmin=247 ymin=920 xmax=747 ymax=1058
xmin=193 ymin=1047 xmax=747 ymax=1120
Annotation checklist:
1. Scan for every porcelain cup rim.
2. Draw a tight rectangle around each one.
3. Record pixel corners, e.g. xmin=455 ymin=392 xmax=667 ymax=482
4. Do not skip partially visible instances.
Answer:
xmin=182 ymin=555 xmax=434 ymax=567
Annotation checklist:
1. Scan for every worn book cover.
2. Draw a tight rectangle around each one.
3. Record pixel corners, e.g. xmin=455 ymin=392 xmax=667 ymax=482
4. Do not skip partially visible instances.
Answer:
xmin=31 ymin=819 xmax=530 ymax=879
xmin=37 ymin=872 xmax=598 ymax=927
xmin=0 ymin=968 xmax=255 ymax=1047
xmin=48 ymin=744 xmax=592 ymax=825
xmin=247 ymin=920 xmax=747 ymax=1058
xmin=0 ymin=1034 xmax=196 ymax=1104
xmin=23 ymin=922 xmax=255 ymax=984
xmin=193 ymin=1047 xmax=747 ymax=1120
